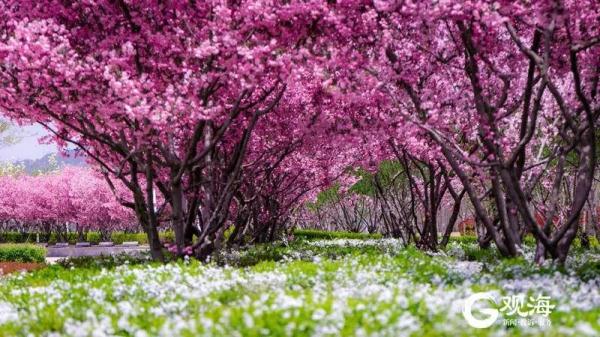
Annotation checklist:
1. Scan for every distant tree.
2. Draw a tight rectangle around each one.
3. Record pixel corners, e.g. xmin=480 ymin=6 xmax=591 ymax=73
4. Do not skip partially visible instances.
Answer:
xmin=0 ymin=118 xmax=18 ymax=148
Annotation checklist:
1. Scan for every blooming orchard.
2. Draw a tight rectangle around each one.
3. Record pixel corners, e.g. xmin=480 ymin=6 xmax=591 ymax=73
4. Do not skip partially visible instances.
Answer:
xmin=0 ymin=0 xmax=598 ymax=262
xmin=0 ymin=167 xmax=135 ymax=235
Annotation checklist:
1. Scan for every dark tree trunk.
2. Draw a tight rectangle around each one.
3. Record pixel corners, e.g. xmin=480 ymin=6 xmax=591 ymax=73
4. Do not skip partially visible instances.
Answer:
xmin=171 ymin=181 xmax=186 ymax=256
xmin=440 ymin=190 xmax=465 ymax=248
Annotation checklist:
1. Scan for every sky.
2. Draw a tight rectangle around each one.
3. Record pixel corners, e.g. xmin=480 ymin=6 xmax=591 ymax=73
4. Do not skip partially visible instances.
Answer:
xmin=0 ymin=124 xmax=57 ymax=162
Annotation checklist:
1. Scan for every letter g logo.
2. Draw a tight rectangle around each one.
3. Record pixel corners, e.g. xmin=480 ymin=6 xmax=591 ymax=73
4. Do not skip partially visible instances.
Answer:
xmin=462 ymin=292 xmax=499 ymax=328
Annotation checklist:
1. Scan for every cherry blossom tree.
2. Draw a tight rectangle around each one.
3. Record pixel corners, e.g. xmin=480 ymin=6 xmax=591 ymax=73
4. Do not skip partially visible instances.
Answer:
xmin=0 ymin=0 xmax=352 ymax=259
xmin=322 ymin=0 xmax=599 ymax=263
xmin=2 ymin=0 xmax=597 ymax=264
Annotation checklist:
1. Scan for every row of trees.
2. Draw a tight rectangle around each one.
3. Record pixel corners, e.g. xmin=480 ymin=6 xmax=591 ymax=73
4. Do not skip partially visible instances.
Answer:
xmin=0 ymin=0 xmax=358 ymax=260
xmin=299 ymin=159 xmax=466 ymax=250
xmin=299 ymin=158 xmax=600 ymax=252
xmin=0 ymin=167 xmax=136 ymax=239
xmin=0 ymin=0 xmax=598 ymax=263
xmin=346 ymin=0 xmax=599 ymax=264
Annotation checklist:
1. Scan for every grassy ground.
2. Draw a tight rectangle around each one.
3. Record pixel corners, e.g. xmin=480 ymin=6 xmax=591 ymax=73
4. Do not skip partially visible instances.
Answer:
xmin=0 ymin=237 xmax=598 ymax=337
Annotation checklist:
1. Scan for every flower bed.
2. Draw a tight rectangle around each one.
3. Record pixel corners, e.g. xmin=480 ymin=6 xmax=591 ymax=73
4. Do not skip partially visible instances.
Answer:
xmin=0 ymin=240 xmax=598 ymax=336
xmin=0 ymin=262 xmax=45 ymax=276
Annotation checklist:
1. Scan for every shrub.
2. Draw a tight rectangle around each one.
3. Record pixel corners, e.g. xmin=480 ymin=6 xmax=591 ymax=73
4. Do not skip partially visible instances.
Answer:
xmin=47 ymin=232 xmax=79 ymax=245
xmin=86 ymin=232 xmax=102 ymax=245
xmin=522 ymin=235 xmax=536 ymax=246
xmin=0 ymin=244 xmax=46 ymax=263
xmin=110 ymin=232 xmax=148 ymax=244
xmin=110 ymin=231 xmax=177 ymax=245
xmin=0 ymin=231 xmax=92 ymax=244
xmin=1 ymin=231 xmax=177 ymax=245
xmin=575 ymin=259 xmax=600 ymax=281
xmin=0 ymin=232 xmax=39 ymax=243
xmin=462 ymin=244 xmax=499 ymax=263
xmin=448 ymin=235 xmax=478 ymax=245
xmin=159 ymin=231 xmax=175 ymax=243
xmin=293 ymin=229 xmax=382 ymax=241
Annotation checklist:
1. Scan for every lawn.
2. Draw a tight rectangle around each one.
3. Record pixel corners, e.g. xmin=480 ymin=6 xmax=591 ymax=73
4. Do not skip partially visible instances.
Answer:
xmin=0 ymin=239 xmax=598 ymax=337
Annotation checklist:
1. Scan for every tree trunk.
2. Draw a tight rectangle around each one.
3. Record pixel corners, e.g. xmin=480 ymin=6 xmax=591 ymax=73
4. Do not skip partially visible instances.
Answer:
xmin=147 ymin=221 xmax=164 ymax=261
xmin=440 ymin=190 xmax=465 ymax=248
xmin=171 ymin=180 xmax=186 ymax=256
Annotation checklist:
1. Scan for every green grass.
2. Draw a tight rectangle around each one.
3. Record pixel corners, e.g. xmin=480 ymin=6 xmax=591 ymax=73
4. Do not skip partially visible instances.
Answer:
xmin=293 ymin=229 xmax=382 ymax=240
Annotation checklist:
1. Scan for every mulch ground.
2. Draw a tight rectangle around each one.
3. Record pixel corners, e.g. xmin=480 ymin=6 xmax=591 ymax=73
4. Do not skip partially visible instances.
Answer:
xmin=0 ymin=262 xmax=45 ymax=276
